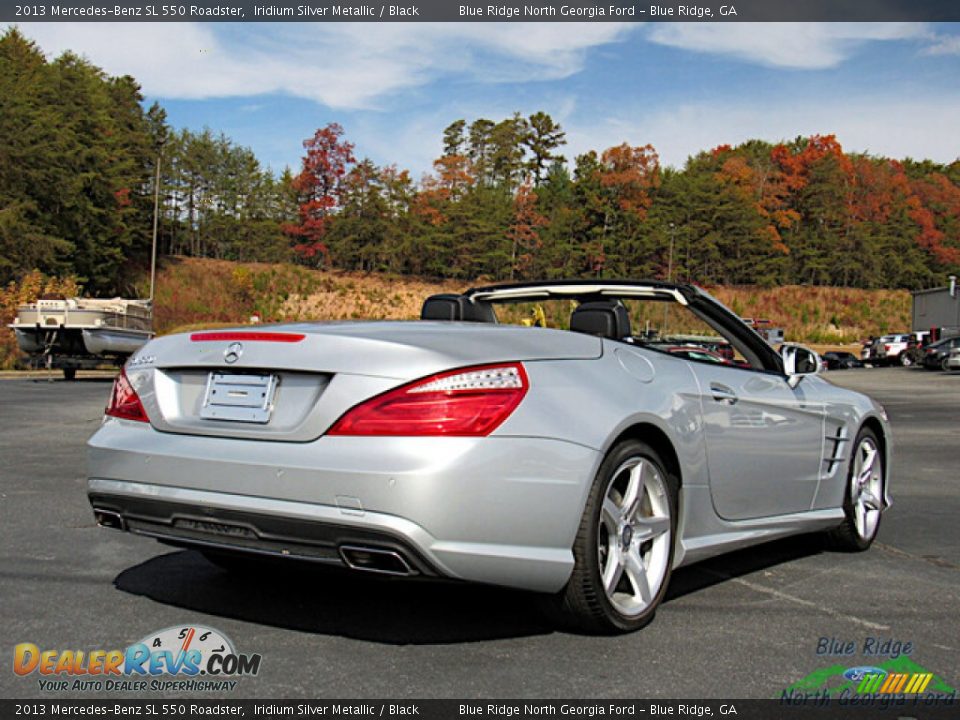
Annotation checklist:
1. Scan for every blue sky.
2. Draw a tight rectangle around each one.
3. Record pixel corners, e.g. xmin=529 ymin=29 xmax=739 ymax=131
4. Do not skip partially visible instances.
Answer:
xmin=12 ymin=22 xmax=960 ymax=177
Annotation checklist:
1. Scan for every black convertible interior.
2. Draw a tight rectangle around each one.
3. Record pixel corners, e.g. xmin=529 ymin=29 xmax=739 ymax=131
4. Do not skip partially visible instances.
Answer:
xmin=420 ymin=283 xmax=784 ymax=374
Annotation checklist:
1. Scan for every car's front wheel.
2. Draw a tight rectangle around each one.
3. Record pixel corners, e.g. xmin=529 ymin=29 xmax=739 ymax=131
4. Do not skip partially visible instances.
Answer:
xmin=899 ymin=352 xmax=913 ymax=367
xmin=548 ymin=440 xmax=677 ymax=633
xmin=827 ymin=428 xmax=884 ymax=551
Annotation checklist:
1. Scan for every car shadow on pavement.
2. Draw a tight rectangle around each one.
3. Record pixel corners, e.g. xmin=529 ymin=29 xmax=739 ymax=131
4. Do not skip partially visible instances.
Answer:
xmin=114 ymin=549 xmax=554 ymax=645
xmin=665 ymin=533 xmax=827 ymax=602
xmin=114 ymin=534 xmax=826 ymax=644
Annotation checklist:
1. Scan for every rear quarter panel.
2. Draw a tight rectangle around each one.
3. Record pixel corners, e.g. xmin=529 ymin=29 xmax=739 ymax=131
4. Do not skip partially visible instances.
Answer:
xmin=496 ymin=342 xmax=711 ymax=497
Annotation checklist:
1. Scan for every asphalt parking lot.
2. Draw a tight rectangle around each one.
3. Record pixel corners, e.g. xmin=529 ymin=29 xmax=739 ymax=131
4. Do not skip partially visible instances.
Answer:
xmin=1 ymin=368 xmax=957 ymax=699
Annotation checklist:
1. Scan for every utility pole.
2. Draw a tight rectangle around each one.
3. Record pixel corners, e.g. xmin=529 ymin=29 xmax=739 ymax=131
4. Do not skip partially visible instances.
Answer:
xmin=149 ymin=146 xmax=163 ymax=305
xmin=662 ymin=222 xmax=676 ymax=336
xmin=667 ymin=222 xmax=676 ymax=282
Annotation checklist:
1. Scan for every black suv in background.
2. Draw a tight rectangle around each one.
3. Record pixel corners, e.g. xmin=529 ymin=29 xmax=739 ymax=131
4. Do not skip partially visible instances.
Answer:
xmin=922 ymin=336 xmax=960 ymax=370
xmin=823 ymin=351 xmax=863 ymax=370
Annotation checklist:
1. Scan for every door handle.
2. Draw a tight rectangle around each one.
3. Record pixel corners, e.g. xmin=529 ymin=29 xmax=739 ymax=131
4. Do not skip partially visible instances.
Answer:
xmin=710 ymin=383 xmax=738 ymax=405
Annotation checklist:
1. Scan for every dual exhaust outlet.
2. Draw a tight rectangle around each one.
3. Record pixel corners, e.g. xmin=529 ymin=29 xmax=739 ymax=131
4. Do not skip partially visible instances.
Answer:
xmin=92 ymin=507 xmax=417 ymax=577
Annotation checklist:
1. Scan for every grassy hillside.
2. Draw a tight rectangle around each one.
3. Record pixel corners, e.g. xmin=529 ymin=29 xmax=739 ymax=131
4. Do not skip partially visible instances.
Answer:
xmin=154 ymin=257 xmax=910 ymax=343
xmin=151 ymin=258 xmax=463 ymax=334
xmin=1 ymin=257 xmax=912 ymax=369
xmin=708 ymin=285 xmax=910 ymax=344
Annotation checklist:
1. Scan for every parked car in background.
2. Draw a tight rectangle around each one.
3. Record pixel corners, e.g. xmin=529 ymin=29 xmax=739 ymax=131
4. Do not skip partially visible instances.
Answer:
xmin=946 ymin=347 xmax=960 ymax=372
xmin=872 ymin=334 xmax=913 ymax=366
xmin=902 ymin=332 xmax=931 ymax=368
xmin=922 ymin=336 xmax=960 ymax=370
xmin=823 ymin=352 xmax=863 ymax=370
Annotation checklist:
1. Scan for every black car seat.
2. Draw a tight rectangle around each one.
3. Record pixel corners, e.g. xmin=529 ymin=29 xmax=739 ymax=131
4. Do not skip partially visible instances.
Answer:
xmin=570 ymin=301 xmax=632 ymax=341
xmin=420 ymin=294 xmax=497 ymax=323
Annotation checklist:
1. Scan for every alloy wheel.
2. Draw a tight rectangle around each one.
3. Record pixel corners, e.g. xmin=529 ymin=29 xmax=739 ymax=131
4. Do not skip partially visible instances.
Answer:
xmin=850 ymin=437 xmax=883 ymax=541
xmin=597 ymin=457 xmax=672 ymax=617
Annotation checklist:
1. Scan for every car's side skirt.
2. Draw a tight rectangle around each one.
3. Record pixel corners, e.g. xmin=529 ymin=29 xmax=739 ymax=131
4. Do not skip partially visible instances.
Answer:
xmin=675 ymin=485 xmax=844 ymax=568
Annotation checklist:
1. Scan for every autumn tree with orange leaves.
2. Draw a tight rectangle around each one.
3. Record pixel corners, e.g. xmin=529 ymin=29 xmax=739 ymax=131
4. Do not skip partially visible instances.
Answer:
xmin=284 ymin=123 xmax=356 ymax=264
xmin=5 ymin=31 xmax=959 ymax=298
xmin=508 ymin=179 xmax=549 ymax=280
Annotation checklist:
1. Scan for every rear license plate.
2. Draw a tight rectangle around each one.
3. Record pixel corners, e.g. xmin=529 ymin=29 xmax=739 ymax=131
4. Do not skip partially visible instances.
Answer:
xmin=200 ymin=372 xmax=278 ymax=424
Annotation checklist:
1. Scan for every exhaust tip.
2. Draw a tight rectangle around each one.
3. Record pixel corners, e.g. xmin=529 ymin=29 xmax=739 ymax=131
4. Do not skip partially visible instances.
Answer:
xmin=94 ymin=509 xmax=126 ymax=531
xmin=339 ymin=545 xmax=417 ymax=576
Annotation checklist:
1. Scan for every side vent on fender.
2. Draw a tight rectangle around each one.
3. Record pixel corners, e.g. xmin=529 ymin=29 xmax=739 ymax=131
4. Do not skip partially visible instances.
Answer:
xmin=822 ymin=421 xmax=850 ymax=480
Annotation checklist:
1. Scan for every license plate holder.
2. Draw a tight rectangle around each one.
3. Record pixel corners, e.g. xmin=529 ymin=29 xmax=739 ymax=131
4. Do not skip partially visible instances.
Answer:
xmin=200 ymin=372 xmax=278 ymax=424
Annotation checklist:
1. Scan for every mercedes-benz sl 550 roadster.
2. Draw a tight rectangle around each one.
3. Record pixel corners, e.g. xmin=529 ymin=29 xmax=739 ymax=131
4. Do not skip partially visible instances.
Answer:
xmin=88 ymin=280 xmax=891 ymax=632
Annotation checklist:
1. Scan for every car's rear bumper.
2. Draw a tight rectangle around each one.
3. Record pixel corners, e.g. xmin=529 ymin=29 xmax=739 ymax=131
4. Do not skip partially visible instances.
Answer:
xmin=87 ymin=419 xmax=599 ymax=593
xmin=88 ymin=482 xmax=448 ymax=577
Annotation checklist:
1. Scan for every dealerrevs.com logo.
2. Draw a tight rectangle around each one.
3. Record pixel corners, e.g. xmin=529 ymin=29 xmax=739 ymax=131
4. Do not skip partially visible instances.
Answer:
xmin=13 ymin=625 xmax=262 ymax=693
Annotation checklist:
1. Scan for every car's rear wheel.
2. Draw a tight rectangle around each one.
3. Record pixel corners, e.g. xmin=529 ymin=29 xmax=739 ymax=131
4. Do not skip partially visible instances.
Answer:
xmin=548 ymin=440 xmax=677 ymax=633
xmin=899 ymin=352 xmax=913 ymax=367
xmin=827 ymin=428 xmax=884 ymax=552
xmin=941 ymin=357 xmax=950 ymax=371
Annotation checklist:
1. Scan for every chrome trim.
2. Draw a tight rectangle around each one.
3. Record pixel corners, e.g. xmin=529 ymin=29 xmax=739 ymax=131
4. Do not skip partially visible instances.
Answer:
xmin=93 ymin=508 xmax=126 ymax=531
xmin=339 ymin=545 xmax=418 ymax=576
xmin=470 ymin=284 xmax=688 ymax=305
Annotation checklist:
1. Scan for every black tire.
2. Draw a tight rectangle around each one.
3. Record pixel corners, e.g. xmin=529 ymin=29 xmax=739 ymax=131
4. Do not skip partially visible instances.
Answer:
xmin=545 ymin=440 xmax=678 ymax=634
xmin=898 ymin=353 xmax=913 ymax=367
xmin=941 ymin=357 xmax=950 ymax=372
xmin=827 ymin=428 xmax=884 ymax=552
xmin=62 ymin=368 xmax=77 ymax=381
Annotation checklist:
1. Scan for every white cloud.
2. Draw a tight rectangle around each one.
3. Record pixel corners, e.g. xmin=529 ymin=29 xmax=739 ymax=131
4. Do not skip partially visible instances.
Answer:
xmin=646 ymin=22 xmax=930 ymax=69
xmin=11 ymin=22 xmax=956 ymax=176
xmin=563 ymin=95 xmax=960 ymax=169
xmin=923 ymin=33 xmax=960 ymax=56
xmin=13 ymin=22 xmax=633 ymax=109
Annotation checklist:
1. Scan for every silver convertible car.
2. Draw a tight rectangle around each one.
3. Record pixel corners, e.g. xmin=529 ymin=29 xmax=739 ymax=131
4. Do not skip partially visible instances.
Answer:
xmin=88 ymin=280 xmax=891 ymax=633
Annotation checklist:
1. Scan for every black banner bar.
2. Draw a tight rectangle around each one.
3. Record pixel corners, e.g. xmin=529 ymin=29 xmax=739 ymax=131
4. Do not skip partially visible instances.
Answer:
xmin=2 ymin=699 xmax=959 ymax=719
xmin=3 ymin=0 xmax=960 ymax=23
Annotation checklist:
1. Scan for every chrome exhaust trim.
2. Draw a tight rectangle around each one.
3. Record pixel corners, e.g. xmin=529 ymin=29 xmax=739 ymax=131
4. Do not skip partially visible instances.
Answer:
xmin=93 ymin=508 xmax=126 ymax=531
xmin=339 ymin=545 xmax=418 ymax=576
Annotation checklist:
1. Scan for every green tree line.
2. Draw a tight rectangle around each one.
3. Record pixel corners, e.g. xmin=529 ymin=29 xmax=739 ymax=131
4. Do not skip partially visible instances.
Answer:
xmin=2 ymin=27 xmax=958 ymax=296
xmin=305 ymin=123 xmax=960 ymax=289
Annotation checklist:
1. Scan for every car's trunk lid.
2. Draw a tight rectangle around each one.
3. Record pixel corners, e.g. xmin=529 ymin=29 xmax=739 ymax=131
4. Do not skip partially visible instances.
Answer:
xmin=128 ymin=321 xmax=600 ymax=442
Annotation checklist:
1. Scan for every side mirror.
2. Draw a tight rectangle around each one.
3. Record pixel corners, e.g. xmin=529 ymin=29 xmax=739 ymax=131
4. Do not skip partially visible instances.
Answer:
xmin=780 ymin=344 xmax=821 ymax=388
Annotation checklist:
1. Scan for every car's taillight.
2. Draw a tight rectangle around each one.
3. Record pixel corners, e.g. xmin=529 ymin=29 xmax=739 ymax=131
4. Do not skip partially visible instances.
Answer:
xmin=327 ymin=363 xmax=528 ymax=436
xmin=105 ymin=368 xmax=149 ymax=423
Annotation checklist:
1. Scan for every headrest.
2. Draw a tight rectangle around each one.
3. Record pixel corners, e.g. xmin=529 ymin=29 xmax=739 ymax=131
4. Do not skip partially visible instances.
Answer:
xmin=570 ymin=301 xmax=631 ymax=340
xmin=420 ymin=294 xmax=496 ymax=323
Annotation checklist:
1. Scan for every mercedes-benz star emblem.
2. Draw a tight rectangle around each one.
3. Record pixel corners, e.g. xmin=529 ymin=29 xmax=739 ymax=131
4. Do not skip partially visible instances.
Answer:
xmin=224 ymin=342 xmax=243 ymax=364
